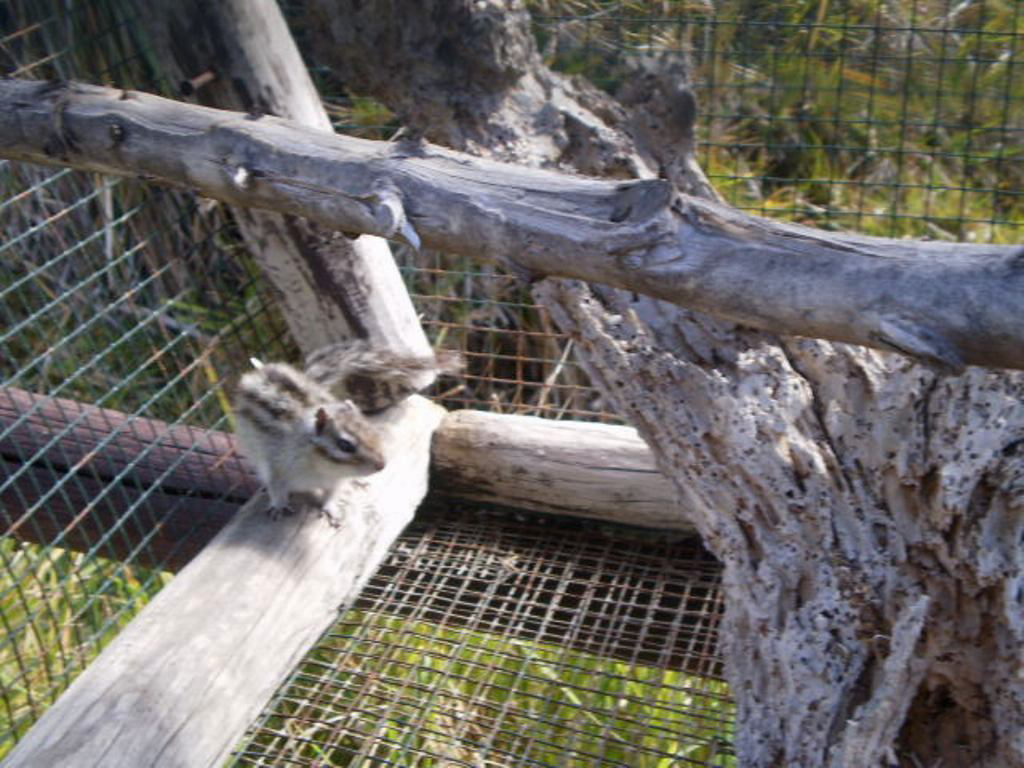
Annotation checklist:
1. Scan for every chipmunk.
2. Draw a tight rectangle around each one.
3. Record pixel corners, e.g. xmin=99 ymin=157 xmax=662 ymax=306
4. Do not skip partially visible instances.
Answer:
xmin=303 ymin=339 xmax=462 ymax=414
xmin=233 ymin=360 xmax=386 ymax=525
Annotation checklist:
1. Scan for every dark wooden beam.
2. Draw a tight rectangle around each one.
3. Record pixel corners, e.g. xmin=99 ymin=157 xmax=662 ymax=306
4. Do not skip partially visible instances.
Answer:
xmin=0 ymin=459 xmax=238 ymax=570
xmin=0 ymin=386 xmax=254 ymax=493
xmin=0 ymin=386 xmax=255 ymax=570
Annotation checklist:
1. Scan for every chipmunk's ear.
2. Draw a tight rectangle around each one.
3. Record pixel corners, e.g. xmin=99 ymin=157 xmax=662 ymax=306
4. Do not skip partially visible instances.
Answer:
xmin=337 ymin=399 xmax=361 ymax=416
xmin=314 ymin=407 xmax=328 ymax=435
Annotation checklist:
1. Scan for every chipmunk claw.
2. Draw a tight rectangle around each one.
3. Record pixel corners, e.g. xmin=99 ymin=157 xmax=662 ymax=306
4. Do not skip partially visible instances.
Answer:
xmin=318 ymin=505 xmax=343 ymax=529
xmin=267 ymin=503 xmax=297 ymax=521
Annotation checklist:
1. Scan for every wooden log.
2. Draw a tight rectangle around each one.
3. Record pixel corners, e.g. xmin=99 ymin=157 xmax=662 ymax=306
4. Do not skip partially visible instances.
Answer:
xmin=140 ymin=0 xmax=431 ymax=360
xmin=1 ymin=387 xmax=690 ymax=571
xmin=0 ymin=78 xmax=1020 ymax=370
xmin=1 ymin=396 xmax=445 ymax=768
xmin=431 ymin=409 xmax=686 ymax=529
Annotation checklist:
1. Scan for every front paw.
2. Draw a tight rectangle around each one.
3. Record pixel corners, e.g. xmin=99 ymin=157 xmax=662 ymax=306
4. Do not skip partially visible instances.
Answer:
xmin=317 ymin=506 xmax=343 ymax=529
xmin=267 ymin=504 xmax=296 ymax=521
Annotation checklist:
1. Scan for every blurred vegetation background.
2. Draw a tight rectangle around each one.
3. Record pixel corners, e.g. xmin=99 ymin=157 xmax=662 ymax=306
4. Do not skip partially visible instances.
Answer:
xmin=0 ymin=0 xmax=1020 ymax=764
xmin=533 ymin=0 xmax=1022 ymax=242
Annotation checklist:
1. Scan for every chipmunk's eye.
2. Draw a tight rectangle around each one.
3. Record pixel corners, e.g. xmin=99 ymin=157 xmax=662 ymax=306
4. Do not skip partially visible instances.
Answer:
xmin=336 ymin=437 xmax=357 ymax=454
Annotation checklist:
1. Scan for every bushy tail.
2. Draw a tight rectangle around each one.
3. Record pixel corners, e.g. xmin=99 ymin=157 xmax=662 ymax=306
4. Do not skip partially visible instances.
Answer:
xmin=303 ymin=340 xmax=462 ymax=413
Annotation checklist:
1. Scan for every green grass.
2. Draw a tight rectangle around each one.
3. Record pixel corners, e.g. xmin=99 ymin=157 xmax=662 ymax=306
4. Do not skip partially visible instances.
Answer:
xmin=535 ymin=0 xmax=1024 ymax=242
xmin=235 ymin=612 xmax=736 ymax=767
xmin=0 ymin=538 xmax=171 ymax=754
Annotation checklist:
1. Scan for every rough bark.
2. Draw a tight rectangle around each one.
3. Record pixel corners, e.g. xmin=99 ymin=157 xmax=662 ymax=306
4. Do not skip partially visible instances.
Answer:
xmin=431 ymin=409 xmax=683 ymax=528
xmin=0 ymin=77 xmax=1022 ymax=372
xmin=300 ymin=1 xmax=1024 ymax=765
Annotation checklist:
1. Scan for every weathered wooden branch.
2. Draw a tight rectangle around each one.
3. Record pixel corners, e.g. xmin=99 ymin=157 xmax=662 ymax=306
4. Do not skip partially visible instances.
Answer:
xmin=1 ymin=396 xmax=445 ymax=768
xmin=1 ymin=386 xmax=689 ymax=569
xmin=0 ymin=78 xmax=1020 ymax=370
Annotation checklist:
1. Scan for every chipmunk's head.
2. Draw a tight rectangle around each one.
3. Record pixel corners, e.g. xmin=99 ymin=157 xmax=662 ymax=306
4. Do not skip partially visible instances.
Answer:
xmin=307 ymin=400 xmax=386 ymax=472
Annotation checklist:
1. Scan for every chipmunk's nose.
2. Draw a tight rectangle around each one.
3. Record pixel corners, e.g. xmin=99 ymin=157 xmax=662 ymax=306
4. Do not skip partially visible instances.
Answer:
xmin=371 ymin=454 xmax=386 ymax=473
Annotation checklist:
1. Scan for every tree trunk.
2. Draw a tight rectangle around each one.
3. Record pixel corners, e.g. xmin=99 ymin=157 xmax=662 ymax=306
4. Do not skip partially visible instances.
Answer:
xmin=300 ymin=2 xmax=1024 ymax=765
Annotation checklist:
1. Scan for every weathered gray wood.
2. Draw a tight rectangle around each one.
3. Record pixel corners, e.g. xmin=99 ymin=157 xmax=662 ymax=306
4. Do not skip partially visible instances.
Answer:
xmin=1 ymin=396 xmax=444 ymax=768
xmin=431 ymin=409 xmax=686 ymax=529
xmin=139 ymin=0 xmax=430 ymax=359
xmin=0 ymin=78 xmax=1020 ymax=370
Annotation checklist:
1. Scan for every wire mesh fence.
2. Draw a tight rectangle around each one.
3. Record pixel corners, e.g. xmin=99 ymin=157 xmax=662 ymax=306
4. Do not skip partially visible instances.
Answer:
xmin=533 ymin=0 xmax=1023 ymax=242
xmin=0 ymin=151 xmax=290 ymax=755
xmin=231 ymin=505 xmax=731 ymax=767
xmin=0 ymin=0 xmax=1021 ymax=764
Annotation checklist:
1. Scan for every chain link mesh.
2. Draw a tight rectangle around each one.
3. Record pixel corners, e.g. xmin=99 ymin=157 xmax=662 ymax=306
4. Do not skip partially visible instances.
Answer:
xmin=231 ymin=506 xmax=731 ymax=767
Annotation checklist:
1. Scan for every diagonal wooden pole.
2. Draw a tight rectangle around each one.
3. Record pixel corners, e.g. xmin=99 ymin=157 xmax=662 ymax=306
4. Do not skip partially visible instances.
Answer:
xmin=140 ymin=0 xmax=431 ymax=360
xmin=1 ymin=397 xmax=444 ymax=768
